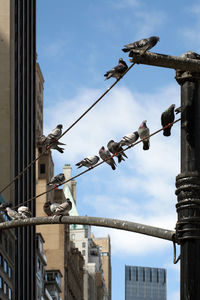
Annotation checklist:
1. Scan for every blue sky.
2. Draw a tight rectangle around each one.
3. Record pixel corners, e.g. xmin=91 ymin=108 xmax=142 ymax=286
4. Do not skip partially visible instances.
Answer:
xmin=37 ymin=1 xmax=200 ymax=299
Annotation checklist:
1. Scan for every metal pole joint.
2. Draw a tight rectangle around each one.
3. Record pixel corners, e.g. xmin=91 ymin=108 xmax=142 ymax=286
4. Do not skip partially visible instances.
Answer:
xmin=175 ymin=172 xmax=200 ymax=242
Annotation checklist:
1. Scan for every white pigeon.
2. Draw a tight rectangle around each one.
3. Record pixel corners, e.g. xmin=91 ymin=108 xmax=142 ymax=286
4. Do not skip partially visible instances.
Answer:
xmin=76 ymin=156 xmax=99 ymax=169
xmin=120 ymin=131 xmax=139 ymax=146
xmin=5 ymin=207 xmax=22 ymax=220
xmin=17 ymin=206 xmax=32 ymax=219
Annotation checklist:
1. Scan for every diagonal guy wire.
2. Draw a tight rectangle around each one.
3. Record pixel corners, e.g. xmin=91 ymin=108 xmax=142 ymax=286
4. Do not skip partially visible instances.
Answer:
xmin=0 ymin=63 xmax=135 ymax=194
xmin=12 ymin=118 xmax=181 ymax=210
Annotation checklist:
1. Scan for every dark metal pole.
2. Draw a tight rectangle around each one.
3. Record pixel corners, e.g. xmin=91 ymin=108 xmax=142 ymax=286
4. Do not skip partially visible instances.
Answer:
xmin=175 ymin=69 xmax=200 ymax=300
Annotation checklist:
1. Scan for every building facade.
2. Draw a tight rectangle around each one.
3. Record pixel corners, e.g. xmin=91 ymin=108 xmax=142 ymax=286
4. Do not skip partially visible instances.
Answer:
xmin=0 ymin=1 xmax=36 ymax=299
xmin=125 ymin=265 xmax=167 ymax=300
xmin=93 ymin=236 xmax=111 ymax=300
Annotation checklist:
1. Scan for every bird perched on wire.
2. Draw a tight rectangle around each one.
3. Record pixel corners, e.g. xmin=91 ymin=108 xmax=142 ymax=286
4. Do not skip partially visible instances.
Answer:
xmin=104 ymin=58 xmax=128 ymax=80
xmin=161 ymin=104 xmax=175 ymax=136
xmin=5 ymin=207 xmax=22 ymax=220
xmin=76 ymin=156 xmax=99 ymax=169
xmin=47 ymin=173 xmax=65 ymax=189
xmin=119 ymin=131 xmax=139 ymax=146
xmin=43 ymin=199 xmax=72 ymax=217
xmin=107 ymin=140 xmax=128 ymax=163
xmin=138 ymin=120 xmax=150 ymax=150
xmin=37 ymin=134 xmax=66 ymax=153
xmin=99 ymin=146 xmax=117 ymax=170
xmin=46 ymin=124 xmax=63 ymax=142
xmin=122 ymin=36 xmax=160 ymax=56
xmin=17 ymin=206 xmax=32 ymax=219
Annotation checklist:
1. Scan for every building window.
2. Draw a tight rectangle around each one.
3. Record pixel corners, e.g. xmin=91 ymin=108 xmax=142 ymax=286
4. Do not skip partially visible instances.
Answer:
xmin=71 ymin=234 xmax=75 ymax=240
xmin=0 ymin=277 xmax=2 ymax=289
xmin=3 ymin=282 xmax=7 ymax=295
xmin=8 ymin=288 xmax=12 ymax=300
xmin=82 ymin=250 xmax=85 ymax=256
xmin=4 ymin=260 xmax=7 ymax=273
xmin=4 ymin=236 xmax=7 ymax=252
xmin=82 ymin=242 xmax=86 ymax=248
xmin=101 ymin=252 xmax=108 ymax=256
xmin=129 ymin=267 xmax=131 ymax=281
xmin=0 ymin=254 xmax=2 ymax=266
xmin=8 ymin=240 xmax=13 ymax=259
xmin=40 ymin=164 xmax=45 ymax=174
xmin=38 ymin=147 xmax=42 ymax=154
xmin=143 ymin=268 xmax=145 ymax=282
xmin=8 ymin=267 xmax=12 ymax=279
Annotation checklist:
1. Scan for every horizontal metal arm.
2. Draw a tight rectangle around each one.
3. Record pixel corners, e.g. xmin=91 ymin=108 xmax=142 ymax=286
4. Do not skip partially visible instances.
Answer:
xmin=129 ymin=51 xmax=200 ymax=72
xmin=0 ymin=216 xmax=175 ymax=241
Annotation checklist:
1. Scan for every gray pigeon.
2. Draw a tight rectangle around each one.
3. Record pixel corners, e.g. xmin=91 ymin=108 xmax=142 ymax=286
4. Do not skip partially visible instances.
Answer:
xmin=50 ymin=199 xmax=72 ymax=216
xmin=138 ymin=120 xmax=150 ymax=150
xmin=38 ymin=134 xmax=65 ymax=153
xmin=18 ymin=206 xmax=32 ymax=218
xmin=107 ymin=140 xmax=128 ymax=163
xmin=104 ymin=58 xmax=128 ymax=80
xmin=181 ymin=51 xmax=200 ymax=60
xmin=43 ymin=201 xmax=52 ymax=216
xmin=120 ymin=131 xmax=139 ymax=146
xmin=47 ymin=173 xmax=65 ymax=186
xmin=99 ymin=146 xmax=117 ymax=170
xmin=47 ymin=124 xmax=63 ymax=141
xmin=5 ymin=207 xmax=22 ymax=220
xmin=122 ymin=36 xmax=160 ymax=56
xmin=76 ymin=156 xmax=99 ymax=169
xmin=161 ymin=104 xmax=175 ymax=136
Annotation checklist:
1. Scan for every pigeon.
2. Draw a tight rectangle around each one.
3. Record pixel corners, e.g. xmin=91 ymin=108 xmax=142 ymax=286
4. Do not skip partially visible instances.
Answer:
xmin=5 ymin=207 xmax=22 ymax=220
xmin=161 ymin=104 xmax=175 ymax=136
xmin=43 ymin=201 xmax=52 ymax=216
xmin=122 ymin=36 xmax=160 ymax=55
xmin=107 ymin=140 xmax=128 ymax=163
xmin=76 ymin=156 xmax=100 ymax=169
xmin=46 ymin=124 xmax=63 ymax=142
xmin=37 ymin=134 xmax=66 ymax=153
xmin=120 ymin=131 xmax=139 ymax=146
xmin=181 ymin=51 xmax=200 ymax=60
xmin=99 ymin=146 xmax=117 ymax=170
xmin=50 ymin=199 xmax=72 ymax=216
xmin=138 ymin=120 xmax=150 ymax=150
xmin=17 ymin=206 xmax=32 ymax=218
xmin=104 ymin=58 xmax=128 ymax=80
xmin=47 ymin=173 xmax=65 ymax=187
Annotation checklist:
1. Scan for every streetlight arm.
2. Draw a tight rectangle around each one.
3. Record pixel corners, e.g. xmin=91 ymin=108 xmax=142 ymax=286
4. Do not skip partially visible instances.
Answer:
xmin=0 ymin=216 xmax=175 ymax=241
xmin=129 ymin=51 xmax=200 ymax=72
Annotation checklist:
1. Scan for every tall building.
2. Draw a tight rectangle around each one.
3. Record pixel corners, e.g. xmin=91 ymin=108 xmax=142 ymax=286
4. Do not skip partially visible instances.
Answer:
xmin=93 ymin=236 xmax=111 ymax=300
xmin=0 ymin=1 xmax=36 ymax=299
xmin=125 ymin=265 xmax=167 ymax=300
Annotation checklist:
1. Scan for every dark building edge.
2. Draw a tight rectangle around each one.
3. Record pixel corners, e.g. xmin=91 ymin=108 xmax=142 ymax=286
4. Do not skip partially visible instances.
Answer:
xmin=12 ymin=1 xmax=36 ymax=299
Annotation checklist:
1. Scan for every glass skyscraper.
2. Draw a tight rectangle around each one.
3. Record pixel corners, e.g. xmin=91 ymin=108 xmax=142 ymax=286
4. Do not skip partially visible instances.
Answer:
xmin=125 ymin=265 xmax=167 ymax=300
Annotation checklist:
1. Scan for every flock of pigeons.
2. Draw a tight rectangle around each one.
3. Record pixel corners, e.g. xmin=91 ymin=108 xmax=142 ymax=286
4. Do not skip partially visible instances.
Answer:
xmin=1 ymin=36 xmax=183 ymax=221
xmin=0 ymin=198 xmax=72 ymax=220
